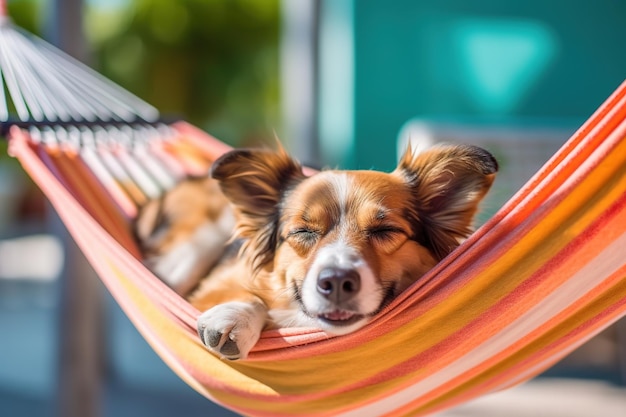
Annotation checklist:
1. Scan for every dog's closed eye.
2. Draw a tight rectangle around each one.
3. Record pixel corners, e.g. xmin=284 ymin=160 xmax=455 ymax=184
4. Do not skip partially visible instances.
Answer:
xmin=366 ymin=226 xmax=409 ymax=253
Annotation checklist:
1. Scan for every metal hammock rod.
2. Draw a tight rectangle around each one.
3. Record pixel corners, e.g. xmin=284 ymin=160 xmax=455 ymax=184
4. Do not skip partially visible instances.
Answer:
xmin=0 ymin=118 xmax=180 ymax=138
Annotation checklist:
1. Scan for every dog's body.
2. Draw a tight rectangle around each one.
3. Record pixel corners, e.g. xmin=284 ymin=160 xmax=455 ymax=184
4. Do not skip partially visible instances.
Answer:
xmin=135 ymin=144 xmax=497 ymax=360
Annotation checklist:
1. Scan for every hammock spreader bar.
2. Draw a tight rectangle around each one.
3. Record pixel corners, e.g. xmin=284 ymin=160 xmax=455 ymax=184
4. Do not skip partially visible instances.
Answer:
xmin=7 ymin=80 xmax=626 ymax=416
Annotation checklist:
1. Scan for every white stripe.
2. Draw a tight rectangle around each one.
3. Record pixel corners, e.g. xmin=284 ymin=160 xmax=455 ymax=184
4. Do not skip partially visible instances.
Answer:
xmin=338 ymin=230 xmax=626 ymax=416
xmin=328 ymin=172 xmax=350 ymax=211
xmin=490 ymin=332 xmax=596 ymax=394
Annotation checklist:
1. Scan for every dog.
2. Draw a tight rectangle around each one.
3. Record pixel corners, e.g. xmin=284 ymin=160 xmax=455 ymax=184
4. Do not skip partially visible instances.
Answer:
xmin=135 ymin=144 xmax=498 ymax=360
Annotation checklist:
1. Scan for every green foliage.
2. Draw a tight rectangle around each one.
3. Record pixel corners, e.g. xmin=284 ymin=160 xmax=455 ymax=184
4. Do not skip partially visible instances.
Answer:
xmin=6 ymin=0 xmax=43 ymax=36
xmin=86 ymin=0 xmax=281 ymax=146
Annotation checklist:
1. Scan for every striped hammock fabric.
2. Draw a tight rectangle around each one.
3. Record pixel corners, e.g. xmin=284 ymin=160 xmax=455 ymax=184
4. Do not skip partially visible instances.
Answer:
xmin=7 ymin=81 xmax=626 ymax=416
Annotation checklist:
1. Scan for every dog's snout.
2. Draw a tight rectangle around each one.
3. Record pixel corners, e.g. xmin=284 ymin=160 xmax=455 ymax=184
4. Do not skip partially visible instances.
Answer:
xmin=317 ymin=267 xmax=361 ymax=302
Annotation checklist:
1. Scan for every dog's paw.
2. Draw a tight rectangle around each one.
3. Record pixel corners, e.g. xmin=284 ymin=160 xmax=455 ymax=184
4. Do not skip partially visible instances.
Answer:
xmin=197 ymin=301 xmax=268 ymax=360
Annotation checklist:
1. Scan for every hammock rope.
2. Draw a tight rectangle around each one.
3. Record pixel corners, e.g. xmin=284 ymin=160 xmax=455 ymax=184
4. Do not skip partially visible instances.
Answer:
xmin=0 ymin=8 xmax=158 ymax=123
xmin=1 ymin=6 xmax=626 ymax=415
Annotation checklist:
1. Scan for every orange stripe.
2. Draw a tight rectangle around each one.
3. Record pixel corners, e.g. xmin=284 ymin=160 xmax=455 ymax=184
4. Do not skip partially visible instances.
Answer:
xmin=450 ymin=85 xmax=626 ymax=264
xmin=81 ymin=149 xmax=138 ymax=217
xmin=44 ymin=149 xmax=141 ymax=257
xmin=161 ymin=139 xmax=212 ymax=175
xmin=418 ymin=268 xmax=626 ymax=417
xmin=390 ymin=203 xmax=626 ymax=416
xmin=173 ymin=121 xmax=233 ymax=160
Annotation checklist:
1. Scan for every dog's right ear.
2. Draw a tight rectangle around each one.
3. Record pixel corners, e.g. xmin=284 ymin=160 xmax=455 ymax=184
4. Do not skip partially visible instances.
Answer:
xmin=211 ymin=147 xmax=306 ymax=270
xmin=394 ymin=144 xmax=498 ymax=260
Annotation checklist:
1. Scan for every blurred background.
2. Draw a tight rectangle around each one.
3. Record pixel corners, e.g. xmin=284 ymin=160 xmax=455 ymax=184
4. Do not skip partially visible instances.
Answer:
xmin=0 ymin=0 xmax=625 ymax=416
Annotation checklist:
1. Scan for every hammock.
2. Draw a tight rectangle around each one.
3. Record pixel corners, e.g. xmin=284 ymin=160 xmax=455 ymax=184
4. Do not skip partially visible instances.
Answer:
xmin=4 ymin=79 xmax=626 ymax=415
xmin=2 ymin=6 xmax=626 ymax=415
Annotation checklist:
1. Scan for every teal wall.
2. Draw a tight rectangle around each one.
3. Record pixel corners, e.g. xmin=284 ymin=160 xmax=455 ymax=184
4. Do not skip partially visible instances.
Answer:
xmin=319 ymin=0 xmax=626 ymax=170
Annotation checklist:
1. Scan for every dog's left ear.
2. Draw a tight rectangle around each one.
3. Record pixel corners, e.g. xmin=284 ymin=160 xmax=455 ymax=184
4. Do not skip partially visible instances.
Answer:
xmin=211 ymin=146 xmax=306 ymax=270
xmin=394 ymin=144 xmax=498 ymax=260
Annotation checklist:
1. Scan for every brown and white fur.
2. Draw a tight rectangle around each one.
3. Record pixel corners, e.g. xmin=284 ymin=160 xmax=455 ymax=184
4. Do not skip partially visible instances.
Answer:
xmin=135 ymin=144 xmax=498 ymax=360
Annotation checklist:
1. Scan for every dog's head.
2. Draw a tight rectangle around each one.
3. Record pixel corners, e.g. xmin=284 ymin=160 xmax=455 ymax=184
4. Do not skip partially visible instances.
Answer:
xmin=211 ymin=144 xmax=497 ymax=334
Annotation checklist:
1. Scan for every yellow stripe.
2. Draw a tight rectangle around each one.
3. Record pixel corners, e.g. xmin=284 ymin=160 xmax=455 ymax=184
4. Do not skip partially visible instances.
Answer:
xmin=105 ymin=260 xmax=283 ymax=399
xmin=415 ymin=276 xmax=626 ymax=417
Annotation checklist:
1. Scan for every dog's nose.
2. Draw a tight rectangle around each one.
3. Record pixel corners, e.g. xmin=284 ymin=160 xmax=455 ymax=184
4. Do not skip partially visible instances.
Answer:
xmin=317 ymin=267 xmax=361 ymax=302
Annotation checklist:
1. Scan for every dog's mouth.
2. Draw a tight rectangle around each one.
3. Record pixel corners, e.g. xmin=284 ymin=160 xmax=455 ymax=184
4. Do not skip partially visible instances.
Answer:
xmin=293 ymin=280 xmax=398 ymax=331
xmin=317 ymin=310 xmax=364 ymax=327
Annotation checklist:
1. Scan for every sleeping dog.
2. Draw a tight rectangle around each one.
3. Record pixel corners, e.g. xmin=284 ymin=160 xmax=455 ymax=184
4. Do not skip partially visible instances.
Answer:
xmin=135 ymin=144 xmax=497 ymax=360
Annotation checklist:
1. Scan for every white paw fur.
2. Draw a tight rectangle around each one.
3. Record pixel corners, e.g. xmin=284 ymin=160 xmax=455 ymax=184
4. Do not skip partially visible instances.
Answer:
xmin=197 ymin=301 xmax=268 ymax=360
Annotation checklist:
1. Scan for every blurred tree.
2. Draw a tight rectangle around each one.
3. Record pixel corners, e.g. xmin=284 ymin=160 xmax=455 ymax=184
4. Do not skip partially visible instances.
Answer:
xmin=86 ymin=0 xmax=281 ymax=147
xmin=6 ymin=0 xmax=42 ymax=34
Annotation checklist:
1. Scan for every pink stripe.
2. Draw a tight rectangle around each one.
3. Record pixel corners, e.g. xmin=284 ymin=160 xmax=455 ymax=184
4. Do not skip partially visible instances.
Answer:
xmin=426 ymin=275 xmax=626 ymax=417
